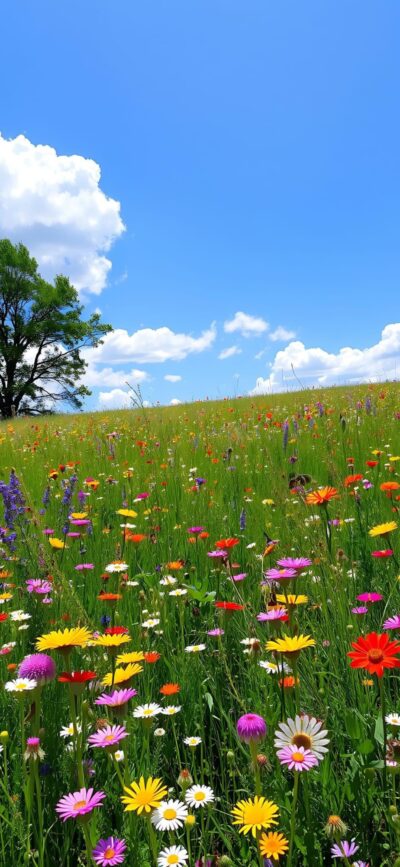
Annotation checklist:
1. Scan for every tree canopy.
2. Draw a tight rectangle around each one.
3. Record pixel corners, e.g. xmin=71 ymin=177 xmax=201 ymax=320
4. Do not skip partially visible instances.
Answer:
xmin=0 ymin=239 xmax=112 ymax=417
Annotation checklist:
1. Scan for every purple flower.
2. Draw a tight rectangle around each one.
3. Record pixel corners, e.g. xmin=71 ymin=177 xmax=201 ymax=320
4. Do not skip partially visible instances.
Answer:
xmin=188 ymin=526 xmax=204 ymax=534
xmin=351 ymin=606 xmax=368 ymax=615
xmin=383 ymin=614 xmax=400 ymax=630
xmin=19 ymin=654 xmax=56 ymax=685
xmin=277 ymin=745 xmax=319 ymax=772
xmin=230 ymin=572 xmax=247 ymax=582
xmin=331 ymin=840 xmax=359 ymax=859
xmin=264 ymin=567 xmax=297 ymax=582
xmin=237 ymin=713 xmax=267 ymax=743
xmin=257 ymin=608 xmax=288 ymax=622
xmin=207 ymin=628 xmax=224 ymax=637
xmin=276 ymin=557 xmax=312 ymax=570
xmin=95 ymin=689 xmax=137 ymax=708
xmin=207 ymin=550 xmax=227 ymax=559
xmin=26 ymin=579 xmax=52 ymax=595
xmin=92 ymin=837 xmax=127 ymax=866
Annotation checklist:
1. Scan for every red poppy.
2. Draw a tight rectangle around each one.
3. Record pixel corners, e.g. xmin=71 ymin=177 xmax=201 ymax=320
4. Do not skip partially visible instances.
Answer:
xmin=214 ymin=601 xmax=245 ymax=611
xmin=125 ymin=533 xmax=147 ymax=543
xmin=104 ymin=626 xmax=129 ymax=635
xmin=371 ymin=549 xmax=393 ymax=558
xmin=144 ymin=651 xmax=161 ymax=663
xmin=215 ymin=538 xmax=240 ymax=550
xmin=0 ymin=613 xmax=9 ymax=622
xmin=58 ymin=671 xmax=97 ymax=684
xmin=366 ymin=460 xmax=379 ymax=468
xmin=348 ymin=632 xmax=400 ymax=677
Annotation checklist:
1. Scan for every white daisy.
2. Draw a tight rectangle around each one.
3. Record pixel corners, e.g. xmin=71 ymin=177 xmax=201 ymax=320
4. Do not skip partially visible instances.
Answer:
xmin=161 ymin=705 xmax=182 ymax=716
xmin=10 ymin=610 xmax=31 ymax=621
xmin=160 ymin=576 xmax=177 ymax=586
xmin=157 ymin=845 xmax=188 ymax=866
xmin=154 ymin=728 xmax=166 ymax=737
xmin=60 ymin=722 xmax=82 ymax=738
xmin=183 ymin=736 xmax=202 ymax=747
xmin=133 ymin=703 xmax=162 ymax=719
xmin=169 ymin=589 xmax=188 ymax=597
xmin=105 ymin=562 xmax=129 ymax=573
xmin=142 ymin=618 xmax=160 ymax=629
xmin=5 ymin=678 xmax=37 ymax=693
xmin=151 ymin=799 xmax=188 ymax=831
xmin=114 ymin=749 xmax=125 ymax=761
xmin=184 ymin=784 xmax=214 ymax=809
xmin=385 ymin=713 xmax=400 ymax=726
xmin=274 ymin=714 xmax=330 ymax=760
xmin=185 ymin=644 xmax=206 ymax=654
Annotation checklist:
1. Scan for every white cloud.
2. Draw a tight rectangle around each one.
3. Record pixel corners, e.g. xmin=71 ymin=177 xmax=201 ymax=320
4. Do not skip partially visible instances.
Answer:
xmin=224 ymin=311 xmax=269 ymax=337
xmin=249 ymin=323 xmax=400 ymax=394
xmin=85 ymin=322 xmax=216 ymax=364
xmin=269 ymin=326 xmax=296 ymax=342
xmin=218 ymin=345 xmax=242 ymax=360
xmin=0 ymin=133 xmax=125 ymax=295
xmin=170 ymin=398 xmax=182 ymax=405
xmin=84 ymin=366 xmax=148 ymax=388
xmin=164 ymin=374 xmax=182 ymax=383
xmin=98 ymin=388 xmax=132 ymax=409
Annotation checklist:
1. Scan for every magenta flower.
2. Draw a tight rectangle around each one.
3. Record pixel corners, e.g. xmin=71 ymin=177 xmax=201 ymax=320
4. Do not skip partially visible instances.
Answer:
xmin=383 ymin=614 xmax=400 ymax=630
xmin=230 ymin=572 xmax=247 ymax=582
xmin=188 ymin=526 xmax=204 ymax=534
xmin=276 ymin=557 xmax=312 ymax=570
xmin=277 ymin=745 xmax=319 ymax=771
xmin=88 ymin=725 xmax=128 ymax=750
xmin=56 ymin=787 xmax=105 ymax=821
xmin=207 ymin=550 xmax=227 ymax=559
xmin=357 ymin=592 xmax=383 ymax=603
xmin=92 ymin=836 xmax=127 ymax=866
xmin=75 ymin=563 xmax=94 ymax=571
xmin=207 ymin=628 xmax=225 ymax=637
xmin=371 ymin=549 xmax=393 ymax=558
xmin=331 ymin=840 xmax=359 ymax=859
xmin=95 ymin=688 xmax=137 ymax=708
xmin=26 ymin=579 xmax=52 ymax=595
xmin=237 ymin=713 xmax=267 ymax=743
xmin=18 ymin=653 xmax=56 ymax=685
xmin=257 ymin=608 xmax=288 ymax=622
xmin=263 ymin=567 xmax=297 ymax=582
xmin=351 ymin=606 xmax=368 ymax=615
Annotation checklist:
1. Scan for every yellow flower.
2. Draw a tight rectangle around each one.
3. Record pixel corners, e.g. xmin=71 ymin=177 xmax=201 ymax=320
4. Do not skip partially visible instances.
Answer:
xmin=116 ymin=651 xmax=145 ymax=665
xmin=262 ymin=499 xmax=275 ymax=506
xmin=121 ymin=776 xmax=168 ymax=814
xmin=276 ymin=594 xmax=308 ymax=606
xmin=231 ymin=796 xmax=279 ymax=838
xmin=266 ymin=634 xmax=316 ymax=656
xmin=49 ymin=538 xmax=66 ymax=549
xmin=390 ymin=456 xmax=400 ymax=462
xmin=102 ymin=663 xmax=143 ymax=687
xmin=91 ymin=634 xmax=131 ymax=649
xmin=0 ymin=592 xmax=13 ymax=601
xmin=36 ymin=626 xmax=92 ymax=652
xmin=69 ymin=512 xmax=88 ymax=520
xmin=368 ymin=521 xmax=397 ymax=537
xmin=259 ymin=831 xmax=289 ymax=860
xmin=116 ymin=508 xmax=137 ymax=518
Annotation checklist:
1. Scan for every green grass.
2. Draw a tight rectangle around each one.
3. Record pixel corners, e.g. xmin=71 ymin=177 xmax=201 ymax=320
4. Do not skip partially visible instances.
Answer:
xmin=0 ymin=382 xmax=400 ymax=866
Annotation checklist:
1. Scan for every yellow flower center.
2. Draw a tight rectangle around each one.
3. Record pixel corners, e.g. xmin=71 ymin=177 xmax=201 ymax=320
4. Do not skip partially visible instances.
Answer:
xmin=167 ymin=857 xmax=179 ymax=865
xmin=104 ymin=848 xmax=115 ymax=859
xmin=73 ymin=800 xmax=87 ymax=810
xmin=163 ymin=808 xmax=177 ymax=820
xmin=194 ymin=791 xmax=205 ymax=801
xmin=16 ymin=683 xmax=27 ymax=690
xmin=104 ymin=734 xmax=115 ymax=741
xmin=292 ymin=733 xmax=311 ymax=749
xmin=292 ymin=751 xmax=305 ymax=762
xmin=143 ymin=709 xmax=154 ymax=716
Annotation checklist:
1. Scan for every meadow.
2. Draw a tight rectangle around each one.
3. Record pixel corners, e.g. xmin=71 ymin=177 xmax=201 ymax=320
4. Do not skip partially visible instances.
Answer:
xmin=0 ymin=383 xmax=400 ymax=867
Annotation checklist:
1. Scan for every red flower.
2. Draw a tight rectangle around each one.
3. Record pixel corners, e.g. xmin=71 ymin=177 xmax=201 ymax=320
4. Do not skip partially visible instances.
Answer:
xmin=348 ymin=632 xmax=400 ymax=677
xmin=58 ymin=671 xmax=97 ymax=684
xmin=344 ymin=474 xmax=363 ymax=487
xmin=144 ymin=651 xmax=161 ymax=663
xmin=160 ymin=683 xmax=180 ymax=695
xmin=215 ymin=538 xmax=240 ymax=550
xmin=104 ymin=626 xmax=129 ymax=635
xmin=366 ymin=460 xmax=379 ymax=468
xmin=0 ymin=613 xmax=9 ymax=622
xmin=97 ymin=592 xmax=122 ymax=602
xmin=214 ymin=601 xmax=245 ymax=611
xmin=371 ymin=549 xmax=393 ymax=558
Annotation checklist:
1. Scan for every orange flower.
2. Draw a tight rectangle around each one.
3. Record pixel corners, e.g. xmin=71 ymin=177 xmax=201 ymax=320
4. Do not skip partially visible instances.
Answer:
xmin=278 ymin=676 xmax=299 ymax=688
xmin=305 ymin=486 xmax=338 ymax=505
xmin=344 ymin=474 xmax=363 ymax=487
xmin=144 ymin=651 xmax=161 ymax=663
xmin=215 ymin=538 xmax=239 ymax=549
xmin=166 ymin=560 xmax=184 ymax=571
xmin=380 ymin=481 xmax=400 ymax=496
xmin=125 ymin=533 xmax=147 ymax=544
xmin=159 ymin=683 xmax=180 ymax=696
xmin=97 ymin=592 xmax=122 ymax=602
xmin=348 ymin=632 xmax=400 ymax=677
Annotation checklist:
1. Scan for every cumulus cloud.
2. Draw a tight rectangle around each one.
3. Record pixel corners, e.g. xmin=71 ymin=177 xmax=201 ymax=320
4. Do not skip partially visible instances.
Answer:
xmin=170 ymin=398 xmax=182 ymax=405
xmin=164 ymin=374 xmax=182 ymax=382
xmin=84 ymin=366 xmax=148 ymax=388
xmin=224 ymin=311 xmax=269 ymax=337
xmin=0 ymin=133 xmax=125 ymax=295
xmin=218 ymin=345 xmax=242 ymax=360
xmin=249 ymin=323 xmax=400 ymax=395
xmin=269 ymin=326 xmax=296 ymax=342
xmin=85 ymin=322 xmax=216 ymax=364
xmin=98 ymin=388 xmax=132 ymax=409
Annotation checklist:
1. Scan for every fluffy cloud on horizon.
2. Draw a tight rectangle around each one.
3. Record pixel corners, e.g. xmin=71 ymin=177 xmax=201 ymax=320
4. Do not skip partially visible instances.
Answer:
xmin=224 ymin=311 xmax=269 ymax=337
xmin=250 ymin=323 xmax=400 ymax=395
xmin=85 ymin=322 xmax=216 ymax=365
xmin=0 ymin=133 xmax=125 ymax=295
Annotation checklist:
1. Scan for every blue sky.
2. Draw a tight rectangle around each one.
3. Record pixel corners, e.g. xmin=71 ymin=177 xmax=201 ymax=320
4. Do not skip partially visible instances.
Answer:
xmin=1 ymin=1 xmax=400 ymax=408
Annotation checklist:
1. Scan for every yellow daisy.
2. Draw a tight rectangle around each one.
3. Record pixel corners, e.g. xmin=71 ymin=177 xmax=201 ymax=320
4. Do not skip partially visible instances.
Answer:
xmin=266 ymin=634 xmax=316 ymax=657
xmin=36 ymin=626 xmax=92 ymax=653
xmin=91 ymin=634 xmax=131 ymax=649
xmin=231 ymin=796 xmax=279 ymax=838
xmin=102 ymin=662 xmax=143 ymax=687
xmin=49 ymin=538 xmax=66 ymax=549
xmin=121 ymin=776 xmax=168 ymax=814
xmin=259 ymin=831 xmax=289 ymax=861
xmin=276 ymin=594 xmax=308 ymax=606
xmin=368 ymin=521 xmax=397 ymax=537
xmin=116 ymin=651 xmax=145 ymax=665
xmin=116 ymin=508 xmax=138 ymax=518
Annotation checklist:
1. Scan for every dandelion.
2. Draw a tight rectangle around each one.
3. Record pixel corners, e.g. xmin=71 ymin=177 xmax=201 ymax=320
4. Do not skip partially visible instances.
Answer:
xmin=121 ymin=776 xmax=168 ymax=814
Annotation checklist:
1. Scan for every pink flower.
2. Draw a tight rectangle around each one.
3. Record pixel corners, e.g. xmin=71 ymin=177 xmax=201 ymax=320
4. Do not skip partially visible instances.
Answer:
xmin=56 ymin=787 xmax=105 ymax=821
xmin=351 ymin=606 xmax=368 ymax=615
xmin=276 ymin=557 xmax=312 ymax=570
xmin=207 ymin=628 xmax=224 ymax=637
xmin=87 ymin=725 xmax=128 ymax=750
xmin=371 ymin=549 xmax=393 ymax=558
xmin=95 ymin=689 xmax=137 ymax=708
xmin=26 ymin=579 xmax=52 ymax=595
xmin=75 ymin=563 xmax=94 ymax=571
xmin=92 ymin=836 xmax=127 ymax=866
xmin=383 ymin=614 xmax=400 ymax=630
xmin=19 ymin=653 xmax=56 ymax=685
xmin=237 ymin=713 xmax=267 ymax=743
xmin=263 ymin=568 xmax=297 ymax=583
xmin=277 ymin=745 xmax=319 ymax=771
xmin=230 ymin=572 xmax=247 ymax=582
xmin=257 ymin=608 xmax=288 ymax=622
xmin=357 ymin=592 xmax=383 ymax=603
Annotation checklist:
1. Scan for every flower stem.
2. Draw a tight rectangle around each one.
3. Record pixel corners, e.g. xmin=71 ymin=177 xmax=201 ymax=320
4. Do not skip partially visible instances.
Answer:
xmin=287 ymin=771 xmax=299 ymax=867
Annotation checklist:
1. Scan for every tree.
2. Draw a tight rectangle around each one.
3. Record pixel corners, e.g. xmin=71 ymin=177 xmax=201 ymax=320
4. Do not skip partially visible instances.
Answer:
xmin=0 ymin=239 xmax=112 ymax=417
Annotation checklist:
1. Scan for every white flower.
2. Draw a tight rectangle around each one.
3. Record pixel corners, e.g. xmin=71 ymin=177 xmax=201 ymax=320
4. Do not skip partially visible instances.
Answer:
xmin=125 ymin=580 xmax=139 ymax=587
xmin=169 ymin=589 xmax=188 ymax=597
xmin=154 ymin=728 xmax=166 ymax=737
xmin=10 ymin=610 xmax=31 ymax=621
xmin=157 ymin=845 xmax=188 ymax=866
xmin=142 ymin=618 xmax=160 ymax=629
xmin=184 ymin=784 xmax=214 ymax=809
xmin=114 ymin=750 xmax=125 ymax=761
xmin=151 ymin=799 xmax=188 ymax=831
xmin=183 ymin=736 xmax=202 ymax=747
xmin=5 ymin=678 xmax=37 ymax=693
xmin=385 ymin=713 xmax=400 ymax=726
xmin=160 ymin=576 xmax=177 ymax=586
xmin=161 ymin=705 xmax=181 ymax=716
xmin=274 ymin=714 xmax=330 ymax=760
xmin=105 ymin=562 xmax=129 ymax=573
xmin=133 ymin=703 xmax=162 ymax=719
xmin=185 ymin=644 xmax=206 ymax=654
xmin=60 ymin=722 xmax=82 ymax=738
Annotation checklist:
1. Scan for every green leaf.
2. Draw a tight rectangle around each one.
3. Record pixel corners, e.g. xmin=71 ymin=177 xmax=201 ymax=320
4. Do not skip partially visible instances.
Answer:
xmin=358 ymin=739 xmax=375 ymax=755
xmin=374 ymin=714 xmax=385 ymax=746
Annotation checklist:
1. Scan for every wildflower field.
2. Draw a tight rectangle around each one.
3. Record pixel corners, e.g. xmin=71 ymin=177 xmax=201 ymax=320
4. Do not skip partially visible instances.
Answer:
xmin=1 ymin=385 xmax=400 ymax=867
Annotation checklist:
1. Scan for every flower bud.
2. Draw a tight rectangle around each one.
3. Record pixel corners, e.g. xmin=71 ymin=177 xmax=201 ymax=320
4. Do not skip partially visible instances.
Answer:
xmin=324 ymin=815 xmax=348 ymax=839
xmin=177 ymin=768 xmax=193 ymax=790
